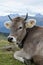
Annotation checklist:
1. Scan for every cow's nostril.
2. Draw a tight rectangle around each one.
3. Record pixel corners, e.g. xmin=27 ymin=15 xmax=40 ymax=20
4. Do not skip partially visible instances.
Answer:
xmin=8 ymin=37 xmax=13 ymax=42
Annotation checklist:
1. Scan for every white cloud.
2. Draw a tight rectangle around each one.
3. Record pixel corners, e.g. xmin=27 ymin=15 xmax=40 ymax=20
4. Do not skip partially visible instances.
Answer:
xmin=0 ymin=0 xmax=43 ymax=16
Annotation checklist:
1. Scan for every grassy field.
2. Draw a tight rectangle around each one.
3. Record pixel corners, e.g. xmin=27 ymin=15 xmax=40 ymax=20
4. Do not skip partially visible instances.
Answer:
xmin=0 ymin=33 xmax=34 ymax=65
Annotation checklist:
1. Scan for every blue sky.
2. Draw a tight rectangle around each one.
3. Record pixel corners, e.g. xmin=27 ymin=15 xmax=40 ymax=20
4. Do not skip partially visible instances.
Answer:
xmin=0 ymin=0 xmax=43 ymax=16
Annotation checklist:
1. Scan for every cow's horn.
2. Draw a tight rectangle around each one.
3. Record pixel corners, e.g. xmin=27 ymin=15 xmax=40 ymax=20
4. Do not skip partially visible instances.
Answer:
xmin=24 ymin=13 xmax=28 ymax=21
xmin=8 ymin=15 xmax=12 ymax=21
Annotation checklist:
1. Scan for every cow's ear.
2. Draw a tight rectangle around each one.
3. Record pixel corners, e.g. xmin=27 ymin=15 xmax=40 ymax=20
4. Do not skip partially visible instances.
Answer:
xmin=25 ymin=19 xmax=36 ymax=28
xmin=4 ymin=21 xmax=11 ymax=29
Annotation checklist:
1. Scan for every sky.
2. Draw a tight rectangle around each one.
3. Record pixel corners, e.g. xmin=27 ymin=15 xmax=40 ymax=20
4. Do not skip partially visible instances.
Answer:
xmin=0 ymin=0 xmax=43 ymax=16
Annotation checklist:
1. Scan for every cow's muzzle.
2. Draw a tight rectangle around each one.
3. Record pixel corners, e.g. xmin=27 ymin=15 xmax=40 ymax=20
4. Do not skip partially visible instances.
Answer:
xmin=8 ymin=36 xmax=17 ymax=43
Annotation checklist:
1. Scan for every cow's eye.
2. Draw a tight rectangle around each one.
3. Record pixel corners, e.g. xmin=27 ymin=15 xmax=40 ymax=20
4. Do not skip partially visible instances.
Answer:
xmin=19 ymin=27 xmax=22 ymax=29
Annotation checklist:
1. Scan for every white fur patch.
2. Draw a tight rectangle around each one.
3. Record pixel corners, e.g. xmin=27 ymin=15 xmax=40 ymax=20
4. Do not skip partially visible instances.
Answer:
xmin=14 ymin=51 xmax=24 ymax=62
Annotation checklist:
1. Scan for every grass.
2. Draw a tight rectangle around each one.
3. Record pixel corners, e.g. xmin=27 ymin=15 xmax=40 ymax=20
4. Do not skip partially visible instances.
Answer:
xmin=0 ymin=33 xmax=35 ymax=65
xmin=0 ymin=54 xmax=25 ymax=65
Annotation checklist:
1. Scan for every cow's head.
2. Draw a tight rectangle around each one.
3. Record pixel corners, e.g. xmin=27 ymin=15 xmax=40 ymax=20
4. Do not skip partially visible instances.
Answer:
xmin=4 ymin=13 xmax=36 ymax=44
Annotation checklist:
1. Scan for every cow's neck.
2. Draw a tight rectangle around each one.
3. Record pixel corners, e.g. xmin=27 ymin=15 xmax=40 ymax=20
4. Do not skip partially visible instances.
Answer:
xmin=18 ymin=26 xmax=39 ymax=48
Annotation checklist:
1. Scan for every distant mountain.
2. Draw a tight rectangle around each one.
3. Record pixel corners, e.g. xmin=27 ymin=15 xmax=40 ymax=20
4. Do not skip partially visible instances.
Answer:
xmin=0 ymin=13 xmax=43 ymax=33
xmin=35 ymin=13 xmax=43 ymax=18
xmin=34 ymin=13 xmax=43 ymax=26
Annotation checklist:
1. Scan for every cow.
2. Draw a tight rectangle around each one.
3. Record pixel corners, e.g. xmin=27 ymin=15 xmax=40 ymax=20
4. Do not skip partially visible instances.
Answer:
xmin=4 ymin=13 xmax=43 ymax=65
